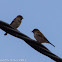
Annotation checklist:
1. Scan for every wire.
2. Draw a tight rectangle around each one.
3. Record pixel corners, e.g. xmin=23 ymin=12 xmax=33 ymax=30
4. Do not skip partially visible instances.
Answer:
xmin=0 ymin=21 xmax=62 ymax=62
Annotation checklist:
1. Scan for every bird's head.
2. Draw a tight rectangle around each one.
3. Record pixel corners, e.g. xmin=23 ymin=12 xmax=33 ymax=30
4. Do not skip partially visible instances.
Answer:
xmin=32 ymin=29 xmax=40 ymax=33
xmin=17 ymin=15 xmax=23 ymax=20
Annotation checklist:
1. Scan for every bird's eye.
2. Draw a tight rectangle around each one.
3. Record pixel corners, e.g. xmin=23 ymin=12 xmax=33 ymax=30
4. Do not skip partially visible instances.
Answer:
xmin=18 ymin=20 xmax=21 ymax=22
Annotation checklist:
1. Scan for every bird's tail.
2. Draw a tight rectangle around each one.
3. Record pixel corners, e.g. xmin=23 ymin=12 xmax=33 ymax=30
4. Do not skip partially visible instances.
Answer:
xmin=49 ymin=42 xmax=55 ymax=47
xmin=4 ymin=33 xmax=7 ymax=35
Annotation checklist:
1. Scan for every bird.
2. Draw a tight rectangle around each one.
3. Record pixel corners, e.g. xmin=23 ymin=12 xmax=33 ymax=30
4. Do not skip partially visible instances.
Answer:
xmin=4 ymin=15 xmax=23 ymax=35
xmin=32 ymin=29 xmax=55 ymax=47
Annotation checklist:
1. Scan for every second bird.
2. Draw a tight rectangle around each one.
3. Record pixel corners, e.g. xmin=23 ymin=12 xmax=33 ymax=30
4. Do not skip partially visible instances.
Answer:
xmin=4 ymin=15 xmax=23 ymax=35
xmin=32 ymin=29 xmax=55 ymax=47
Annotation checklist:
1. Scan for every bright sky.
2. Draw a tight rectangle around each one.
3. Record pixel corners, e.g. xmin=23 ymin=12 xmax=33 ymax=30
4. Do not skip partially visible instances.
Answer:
xmin=0 ymin=0 xmax=62 ymax=62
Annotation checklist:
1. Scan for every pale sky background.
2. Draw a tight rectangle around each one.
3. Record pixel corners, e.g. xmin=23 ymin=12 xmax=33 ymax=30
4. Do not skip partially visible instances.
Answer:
xmin=0 ymin=0 xmax=62 ymax=62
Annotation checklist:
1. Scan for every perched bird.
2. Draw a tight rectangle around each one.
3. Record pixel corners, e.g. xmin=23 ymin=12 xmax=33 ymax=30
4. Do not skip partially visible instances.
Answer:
xmin=4 ymin=15 xmax=23 ymax=35
xmin=32 ymin=29 xmax=55 ymax=47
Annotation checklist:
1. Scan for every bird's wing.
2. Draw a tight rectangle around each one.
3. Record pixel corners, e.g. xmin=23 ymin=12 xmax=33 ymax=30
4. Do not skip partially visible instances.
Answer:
xmin=37 ymin=32 xmax=55 ymax=47
xmin=38 ymin=32 xmax=49 ymax=41
xmin=10 ymin=18 xmax=16 ymax=25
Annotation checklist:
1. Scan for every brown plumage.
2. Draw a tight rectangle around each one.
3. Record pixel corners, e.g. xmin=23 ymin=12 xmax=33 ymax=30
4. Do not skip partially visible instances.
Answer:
xmin=4 ymin=15 xmax=23 ymax=35
xmin=32 ymin=29 xmax=55 ymax=47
